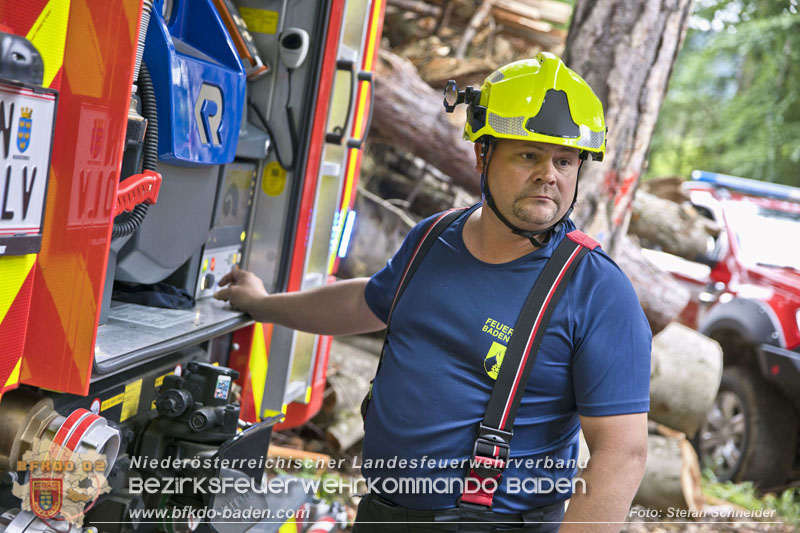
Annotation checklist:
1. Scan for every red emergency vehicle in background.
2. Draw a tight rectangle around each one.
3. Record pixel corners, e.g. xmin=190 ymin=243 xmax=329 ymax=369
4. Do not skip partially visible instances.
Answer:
xmin=0 ymin=0 xmax=384 ymax=530
xmin=643 ymin=171 xmax=800 ymax=488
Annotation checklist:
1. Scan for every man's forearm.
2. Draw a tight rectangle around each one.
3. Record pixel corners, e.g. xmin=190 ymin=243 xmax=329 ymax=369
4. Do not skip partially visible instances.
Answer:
xmin=250 ymin=277 xmax=385 ymax=336
xmin=559 ymin=449 xmax=647 ymax=532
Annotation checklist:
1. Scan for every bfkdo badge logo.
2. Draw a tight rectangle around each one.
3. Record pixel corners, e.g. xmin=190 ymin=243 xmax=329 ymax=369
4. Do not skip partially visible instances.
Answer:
xmin=484 ymin=341 xmax=507 ymax=380
xmin=17 ymin=107 xmax=32 ymax=153
xmin=30 ymin=478 xmax=63 ymax=519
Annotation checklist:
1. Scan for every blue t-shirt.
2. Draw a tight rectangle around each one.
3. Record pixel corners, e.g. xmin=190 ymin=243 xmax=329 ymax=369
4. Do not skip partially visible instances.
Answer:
xmin=362 ymin=204 xmax=651 ymax=513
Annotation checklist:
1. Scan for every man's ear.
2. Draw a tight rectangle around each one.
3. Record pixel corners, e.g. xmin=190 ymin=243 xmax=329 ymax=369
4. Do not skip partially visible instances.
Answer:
xmin=473 ymin=142 xmax=484 ymax=173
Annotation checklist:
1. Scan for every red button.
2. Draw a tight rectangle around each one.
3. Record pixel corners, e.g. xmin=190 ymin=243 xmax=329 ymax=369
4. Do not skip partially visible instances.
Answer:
xmin=210 ymin=257 xmax=216 ymax=271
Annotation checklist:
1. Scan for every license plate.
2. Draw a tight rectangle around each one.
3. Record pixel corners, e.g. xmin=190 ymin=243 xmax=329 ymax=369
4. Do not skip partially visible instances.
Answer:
xmin=0 ymin=79 xmax=57 ymax=255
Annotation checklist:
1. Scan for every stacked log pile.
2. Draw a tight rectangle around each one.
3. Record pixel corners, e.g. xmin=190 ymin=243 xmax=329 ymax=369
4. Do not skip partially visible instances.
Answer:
xmin=384 ymin=0 xmax=570 ymax=88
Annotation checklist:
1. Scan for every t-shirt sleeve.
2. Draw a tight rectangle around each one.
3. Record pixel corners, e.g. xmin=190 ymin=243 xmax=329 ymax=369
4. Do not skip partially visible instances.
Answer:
xmin=364 ymin=214 xmax=439 ymax=324
xmin=570 ymin=252 xmax=652 ymax=417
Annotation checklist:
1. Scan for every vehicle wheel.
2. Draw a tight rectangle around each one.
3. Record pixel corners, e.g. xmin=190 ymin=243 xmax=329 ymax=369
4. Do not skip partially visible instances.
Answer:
xmin=696 ymin=366 xmax=798 ymax=487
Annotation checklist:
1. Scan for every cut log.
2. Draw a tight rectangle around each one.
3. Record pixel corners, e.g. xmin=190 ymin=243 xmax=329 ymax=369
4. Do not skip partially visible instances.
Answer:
xmin=326 ymin=411 xmax=366 ymax=452
xmin=373 ymin=50 xmax=480 ymax=194
xmin=493 ymin=0 xmax=542 ymax=21
xmin=639 ymin=176 xmax=689 ymax=204
xmin=516 ymin=0 xmax=571 ymax=25
xmin=267 ymin=445 xmax=333 ymax=474
xmin=630 ymin=190 xmax=719 ymax=261
xmin=649 ymin=322 xmax=723 ymax=436
xmin=634 ymin=433 xmax=705 ymax=512
xmin=615 ymin=236 xmax=690 ymax=335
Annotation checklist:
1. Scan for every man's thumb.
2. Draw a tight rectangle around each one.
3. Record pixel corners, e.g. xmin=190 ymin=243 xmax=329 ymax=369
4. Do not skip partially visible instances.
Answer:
xmin=213 ymin=288 xmax=230 ymax=301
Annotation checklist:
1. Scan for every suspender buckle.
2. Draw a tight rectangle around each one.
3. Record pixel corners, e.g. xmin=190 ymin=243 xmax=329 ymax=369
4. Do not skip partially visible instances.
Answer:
xmin=471 ymin=425 xmax=511 ymax=478
xmin=459 ymin=426 xmax=512 ymax=509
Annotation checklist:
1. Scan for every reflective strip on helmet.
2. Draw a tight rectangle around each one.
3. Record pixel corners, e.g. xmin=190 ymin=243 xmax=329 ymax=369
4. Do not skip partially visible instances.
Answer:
xmin=578 ymin=128 xmax=605 ymax=149
xmin=487 ymin=113 xmax=529 ymax=137
xmin=488 ymin=70 xmax=505 ymax=83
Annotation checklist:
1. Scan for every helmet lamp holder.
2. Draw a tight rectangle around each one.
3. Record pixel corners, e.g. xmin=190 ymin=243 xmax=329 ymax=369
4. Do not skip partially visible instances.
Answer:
xmin=443 ymin=80 xmax=481 ymax=113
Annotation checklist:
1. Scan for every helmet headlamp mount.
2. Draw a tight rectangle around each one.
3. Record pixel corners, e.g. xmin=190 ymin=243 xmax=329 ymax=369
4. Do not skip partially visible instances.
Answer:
xmin=443 ymin=80 xmax=481 ymax=113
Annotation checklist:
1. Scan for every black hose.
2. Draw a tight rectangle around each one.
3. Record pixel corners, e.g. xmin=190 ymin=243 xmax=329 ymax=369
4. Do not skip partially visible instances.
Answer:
xmin=112 ymin=64 xmax=158 ymax=239
xmin=247 ymin=69 xmax=298 ymax=171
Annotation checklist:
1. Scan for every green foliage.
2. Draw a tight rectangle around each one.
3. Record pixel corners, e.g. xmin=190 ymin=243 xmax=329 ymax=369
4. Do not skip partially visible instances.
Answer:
xmin=702 ymin=468 xmax=800 ymax=527
xmin=647 ymin=0 xmax=800 ymax=186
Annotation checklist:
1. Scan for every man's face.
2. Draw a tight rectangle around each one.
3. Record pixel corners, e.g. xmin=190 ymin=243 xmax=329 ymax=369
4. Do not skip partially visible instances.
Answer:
xmin=474 ymin=139 xmax=581 ymax=231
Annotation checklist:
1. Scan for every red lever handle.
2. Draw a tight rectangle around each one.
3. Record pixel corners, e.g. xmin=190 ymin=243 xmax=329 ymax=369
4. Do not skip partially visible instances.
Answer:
xmin=114 ymin=170 xmax=162 ymax=217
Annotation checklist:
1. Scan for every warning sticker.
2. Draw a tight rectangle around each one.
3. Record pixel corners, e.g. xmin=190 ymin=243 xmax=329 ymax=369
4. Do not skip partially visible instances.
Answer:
xmin=108 ymin=303 xmax=194 ymax=329
xmin=121 ymin=380 xmax=142 ymax=422
xmin=262 ymin=161 xmax=287 ymax=196
xmin=239 ymin=8 xmax=279 ymax=35
xmin=101 ymin=393 xmax=123 ymax=411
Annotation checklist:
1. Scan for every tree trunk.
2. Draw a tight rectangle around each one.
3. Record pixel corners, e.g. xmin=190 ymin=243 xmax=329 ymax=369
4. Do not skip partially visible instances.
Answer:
xmin=563 ymin=0 xmax=695 ymax=255
xmin=372 ymin=50 xmax=480 ymax=194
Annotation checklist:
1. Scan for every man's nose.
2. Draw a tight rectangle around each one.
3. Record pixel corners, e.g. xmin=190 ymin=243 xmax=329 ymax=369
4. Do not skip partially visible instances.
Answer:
xmin=531 ymin=160 xmax=558 ymax=184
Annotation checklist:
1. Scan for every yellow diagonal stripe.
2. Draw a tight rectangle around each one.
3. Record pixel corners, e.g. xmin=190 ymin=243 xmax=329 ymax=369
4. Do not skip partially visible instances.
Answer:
xmin=277 ymin=517 xmax=297 ymax=533
xmin=4 ymin=358 xmax=22 ymax=388
xmin=26 ymin=0 xmax=72 ymax=87
xmin=0 ymin=255 xmax=36 ymax=323
xmin=249 ymin=323 xmax=268 ymax=420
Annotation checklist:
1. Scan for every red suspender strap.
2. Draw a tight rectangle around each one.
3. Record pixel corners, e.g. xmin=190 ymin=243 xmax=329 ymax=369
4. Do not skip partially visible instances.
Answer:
xmin=460 ymin=230 xmax=597 ymax=509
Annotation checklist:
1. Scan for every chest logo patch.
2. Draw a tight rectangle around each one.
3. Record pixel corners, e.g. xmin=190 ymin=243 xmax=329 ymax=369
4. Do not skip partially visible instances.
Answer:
xmin=484 ymin=341 xmax=507 ymax=380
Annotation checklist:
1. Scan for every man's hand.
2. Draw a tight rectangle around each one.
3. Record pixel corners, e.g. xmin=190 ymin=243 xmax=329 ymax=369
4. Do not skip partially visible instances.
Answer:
xmin=214 ymin=269 xmax=268 ymax=320
xmin=214 ymin=274 xmax=384 ymax=335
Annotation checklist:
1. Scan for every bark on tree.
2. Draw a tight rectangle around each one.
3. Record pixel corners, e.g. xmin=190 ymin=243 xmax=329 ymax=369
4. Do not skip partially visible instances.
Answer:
xmin=563 ymin=0 xmax=695 ymax=256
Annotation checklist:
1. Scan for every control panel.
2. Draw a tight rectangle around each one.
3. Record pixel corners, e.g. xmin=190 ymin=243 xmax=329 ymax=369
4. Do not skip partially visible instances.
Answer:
xmin=196 ymin=244 xmax=242 ymax=299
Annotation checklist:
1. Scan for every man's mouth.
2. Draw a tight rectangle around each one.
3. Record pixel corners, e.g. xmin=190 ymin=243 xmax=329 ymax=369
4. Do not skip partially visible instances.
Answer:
xmin=523 ymin=195 xmax=554 ymax=202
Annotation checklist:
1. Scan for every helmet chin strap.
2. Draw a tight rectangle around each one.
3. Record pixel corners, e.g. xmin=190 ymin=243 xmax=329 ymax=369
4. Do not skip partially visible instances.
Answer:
xmin=479 ymin=140 xmax=581 ymax=248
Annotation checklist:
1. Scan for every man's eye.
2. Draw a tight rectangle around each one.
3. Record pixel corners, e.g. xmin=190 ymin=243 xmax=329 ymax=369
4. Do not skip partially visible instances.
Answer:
xmin=557 ymin=158 xmax=573 ymax=167
xmin=521 ymin=153 xmax=537 ymax=160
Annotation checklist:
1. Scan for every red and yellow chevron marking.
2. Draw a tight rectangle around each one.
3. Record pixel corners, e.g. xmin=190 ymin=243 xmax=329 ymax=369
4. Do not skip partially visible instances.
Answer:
xmin=26 ymin=0 xmax=71 ymax=88
xmin=229 ymin=323 xmax=274 ymax=423
xmin=0 ymin=255 xmax=37 ymax=397
xmin=249 ymin=323 xmax=270 ymax=420
xmin=0 ymin=0 xmax=71 ymax=90
xmin=277 ymin=517 xmax=301 ymax=533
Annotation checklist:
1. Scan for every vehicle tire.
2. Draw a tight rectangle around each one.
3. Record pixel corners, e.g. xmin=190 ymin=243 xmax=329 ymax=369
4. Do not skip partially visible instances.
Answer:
xmin=695 ymin=366 xmax=798 ymax=487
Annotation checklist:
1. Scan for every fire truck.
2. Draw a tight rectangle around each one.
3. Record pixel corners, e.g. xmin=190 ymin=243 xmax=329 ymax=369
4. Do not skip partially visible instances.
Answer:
xmin=0 ymin=0 xmax=384 ymax=530
xmin=643 ymin=171 xmax=800 ymax=488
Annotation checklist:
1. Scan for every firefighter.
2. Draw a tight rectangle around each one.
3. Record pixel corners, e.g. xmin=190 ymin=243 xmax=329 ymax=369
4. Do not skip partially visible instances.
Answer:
xmin=216 ymin=53 xmax=651 ymax=532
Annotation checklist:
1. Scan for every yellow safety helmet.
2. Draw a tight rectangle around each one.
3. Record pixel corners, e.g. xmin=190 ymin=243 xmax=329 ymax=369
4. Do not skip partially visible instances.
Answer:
xmin=445 ymin=52 xmax=606 ymax=160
